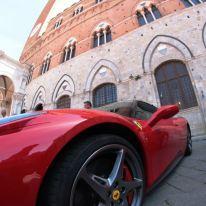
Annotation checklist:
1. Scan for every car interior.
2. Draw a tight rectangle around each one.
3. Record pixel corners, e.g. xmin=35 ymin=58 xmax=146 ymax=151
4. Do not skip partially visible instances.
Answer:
xmin=98 ymin=100 xmax=158 ymax=120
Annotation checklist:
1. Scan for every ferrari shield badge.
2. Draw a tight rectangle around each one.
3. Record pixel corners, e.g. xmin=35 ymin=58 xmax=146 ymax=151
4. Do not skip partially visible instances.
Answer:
xmin=112 ymin=189 xmax=121 ymax=201
xmin=133 ymin=121 xmax=143 ymax=130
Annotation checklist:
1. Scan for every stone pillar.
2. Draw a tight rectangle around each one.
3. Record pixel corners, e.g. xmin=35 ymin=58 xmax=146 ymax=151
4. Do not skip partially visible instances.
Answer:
xmin=188 ymin=0 xmax=195 ymax=6
xmin=42 ymin=61 xmax=46 ymax=74
xmin=10 ymin=93 xmax=24 ymax=115
xmin=103 ymin=30 xmax=107 ymax=44
xmin=97 ymin=32 xmax=100 ymax=47
xmin=148 ymin=7 xmax=156 ymax=20
xmin=141 ymin=11 xmax=148 ymax=24
xmin=64 ymin=47 xmax=69 ymax=62
xmin=69 ymin=45 xmax=74 ymax=59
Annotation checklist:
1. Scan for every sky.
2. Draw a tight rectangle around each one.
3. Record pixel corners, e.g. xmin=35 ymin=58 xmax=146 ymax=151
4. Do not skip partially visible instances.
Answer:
xmin=0 ymin=0 xmax=48 ymax=60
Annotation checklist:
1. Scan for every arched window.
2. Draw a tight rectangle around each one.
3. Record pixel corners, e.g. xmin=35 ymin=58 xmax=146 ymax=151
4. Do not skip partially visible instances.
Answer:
xmin=180 ymin=0 xmax=203 ymax=7
xmin=106 ymin=28 xmax=112 ymax=42
xmin=155 ymin=61 xmax=198 ymax=109
xmin=73 ymin=6 xmax=84 ymax=16
xmin=136 ymin=5 xmax=161 ymax=26
xmin=56 ymin=95 xmax=71 ymax=109
xmin=54 ymin=18 xmax=63 ymax=29
xmin=93 ymin=83 xmax=117 ymax=107
xmin=41 ymin=55 xmax=52 ymax=75
xmin=152 ymin=5 xmax=162 ymax=19
xmin=136 ymin=12 xmax=146 ymax=26
xmin=144 ymin=8 xmax=153 ymax=23
xmin=93 ymin=27 xmax=112 ymax=48
xmin=93 ymin=34 xmax=98 ymax=48
xmin=62 ymin=44 xmax=76 ymax=63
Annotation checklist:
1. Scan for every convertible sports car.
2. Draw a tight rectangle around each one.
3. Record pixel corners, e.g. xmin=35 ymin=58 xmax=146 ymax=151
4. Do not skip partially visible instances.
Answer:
xmin=0 ymin=101 xmax=192 ymax=206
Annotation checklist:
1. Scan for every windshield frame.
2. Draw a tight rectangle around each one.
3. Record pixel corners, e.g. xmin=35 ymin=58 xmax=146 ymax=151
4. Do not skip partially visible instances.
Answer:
xmin=0 ymin=112 xmax=43 ymax=125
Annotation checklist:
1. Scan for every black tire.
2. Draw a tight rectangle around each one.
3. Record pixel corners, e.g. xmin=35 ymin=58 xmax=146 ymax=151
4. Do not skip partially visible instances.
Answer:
xmin=37 ymin=134 xmax=145 ymax=206
xmin=185 ymin=127 xmax=192 ymax=156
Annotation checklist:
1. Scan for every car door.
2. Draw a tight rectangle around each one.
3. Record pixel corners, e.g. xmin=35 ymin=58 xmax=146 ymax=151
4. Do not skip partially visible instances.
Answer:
xmin=132 ymin=116 xmax=178 ymax=184
xmin=170 ymin=117 xmax=188 ymax=153
xmin=132 ymin=102 xmax=181 ymax=182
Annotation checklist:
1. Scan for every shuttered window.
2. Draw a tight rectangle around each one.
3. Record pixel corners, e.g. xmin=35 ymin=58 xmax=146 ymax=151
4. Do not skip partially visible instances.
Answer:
xmin=56 ymin=95 xmax=71 ymax=109
xmin=93 ymin=83 xmax=117 ymax=107
xmin=155 ymin=61 xmax=198 ymax=109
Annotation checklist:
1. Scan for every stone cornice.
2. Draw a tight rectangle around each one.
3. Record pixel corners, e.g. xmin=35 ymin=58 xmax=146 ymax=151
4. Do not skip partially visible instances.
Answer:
xmin=0 ymin=50 xmax=30 ymax=72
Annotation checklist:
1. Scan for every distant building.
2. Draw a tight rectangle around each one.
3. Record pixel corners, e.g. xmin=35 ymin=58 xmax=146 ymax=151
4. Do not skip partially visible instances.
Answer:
xmin=20 ymin=0 xmax=206 ymax=135
xmin=0 ymin=51 xmax=29 ymax=117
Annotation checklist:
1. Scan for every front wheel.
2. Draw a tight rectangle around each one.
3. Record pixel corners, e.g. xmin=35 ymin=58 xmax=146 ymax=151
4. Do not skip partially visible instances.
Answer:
xmin=38 ymin=135 xmax=145 ymax=206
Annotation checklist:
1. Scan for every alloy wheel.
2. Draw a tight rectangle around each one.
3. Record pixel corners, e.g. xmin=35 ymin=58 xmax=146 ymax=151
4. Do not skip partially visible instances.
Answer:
xmin=70 ymin=144 xmax=144 ymax=206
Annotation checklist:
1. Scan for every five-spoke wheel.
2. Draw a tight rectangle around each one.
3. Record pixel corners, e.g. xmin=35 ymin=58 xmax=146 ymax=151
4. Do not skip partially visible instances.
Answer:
xmin=71 ymin=145 xmax=144 ymax=206
xmin=37 ymin=135 xmax=145 ymax=206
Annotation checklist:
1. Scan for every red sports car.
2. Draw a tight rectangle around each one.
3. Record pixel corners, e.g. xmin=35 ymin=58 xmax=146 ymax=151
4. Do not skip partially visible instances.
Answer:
xmin=0 ymin=101 xmax=192 ymax=206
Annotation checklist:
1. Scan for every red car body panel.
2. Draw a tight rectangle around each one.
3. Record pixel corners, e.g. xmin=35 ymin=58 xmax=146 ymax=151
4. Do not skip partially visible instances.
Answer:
xmin=0 ymin=108 xmax=188 ymax=206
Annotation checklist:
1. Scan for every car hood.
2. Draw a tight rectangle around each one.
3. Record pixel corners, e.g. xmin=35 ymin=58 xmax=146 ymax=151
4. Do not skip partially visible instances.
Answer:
xmin=0 ymin=109 xmax=145 ymax=135
xmin=0 ymin=112 xmax=47 ymax=135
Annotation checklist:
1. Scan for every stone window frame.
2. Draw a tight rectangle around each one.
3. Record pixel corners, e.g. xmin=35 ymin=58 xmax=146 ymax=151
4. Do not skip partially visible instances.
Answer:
xmin=154 ymin=60 xmax=198 ymax=110
xmin=62 ymin=38 xmax=77 ymax=63
xmin=54 ymin=17 xmax=63 ymax=29
xmin=41 ymin=52 xmax=52 ymax=75
xmin=85 ymin=59 xmax=121 ymax=92
xmin=56 ymin=95 xmax=71 ymax=109
xmin=93 ymin=83 xmax=117 ymax=108
xmin=93 ymin=22 xmax=112 ymax=48
xmin=73 ymin=5 xmax=84 ymax=16
xmin=136 ymin=2 xmax=162 ymax=26
xmin=52 ymin=75 xmax=75 ymax=108
xmin=31 ymin=86 xmax=46 ymax=110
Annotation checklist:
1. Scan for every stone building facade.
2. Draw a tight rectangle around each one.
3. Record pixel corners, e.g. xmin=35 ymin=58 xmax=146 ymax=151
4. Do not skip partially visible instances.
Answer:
xmin=0 ymin=51 xmax=29 ymax=116
xmin=20 ymin=0 xmax=206 ymax=135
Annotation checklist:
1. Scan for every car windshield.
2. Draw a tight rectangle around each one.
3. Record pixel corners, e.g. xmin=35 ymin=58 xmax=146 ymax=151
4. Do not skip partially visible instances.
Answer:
xmin=0 ymin=112 xmax=42 ymax=125
xmin=98 ymin=101 xmax=157 ymax=120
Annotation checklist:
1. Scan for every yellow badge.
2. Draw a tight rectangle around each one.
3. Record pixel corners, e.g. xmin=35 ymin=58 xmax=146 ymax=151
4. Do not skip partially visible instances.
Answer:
xmin=134 ymin=121 xmax=143 ymax=130
xmin=112 ymin=190 xmax=121 ymax=201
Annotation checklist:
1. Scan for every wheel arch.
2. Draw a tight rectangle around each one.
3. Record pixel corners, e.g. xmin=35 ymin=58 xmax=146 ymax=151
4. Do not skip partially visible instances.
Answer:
xmin=36 ymin=122 xmax=148 ymax=205
xmin=187 ymin=122 xmax=191 ymax=133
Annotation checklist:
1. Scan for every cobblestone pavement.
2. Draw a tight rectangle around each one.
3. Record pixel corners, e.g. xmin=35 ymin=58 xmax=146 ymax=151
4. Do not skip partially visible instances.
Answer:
xmin=143 ymin=136 xmax=206 ymax=206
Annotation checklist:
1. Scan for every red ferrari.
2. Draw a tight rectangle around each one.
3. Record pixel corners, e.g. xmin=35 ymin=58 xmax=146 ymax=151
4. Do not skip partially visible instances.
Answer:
xmin=0 ymin=101 xmax=192 ymax=206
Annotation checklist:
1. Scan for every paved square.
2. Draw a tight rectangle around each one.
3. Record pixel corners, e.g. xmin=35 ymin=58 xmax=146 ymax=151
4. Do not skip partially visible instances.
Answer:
xmin=143 ymin=136 xmax=206 ymax=206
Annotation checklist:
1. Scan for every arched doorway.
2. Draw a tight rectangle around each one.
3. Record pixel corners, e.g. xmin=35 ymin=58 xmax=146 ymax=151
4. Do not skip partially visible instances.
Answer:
xmin=155 ymin=61 xmax=198 ymax=109
xmin=56 ymin=95 xmax=71 ymax=109
xmin=0 ymin=75 xmax=14 ymax=115
xmin=34 ymin=103 xmax=43 ymax=111
xmin=93 ymin=83 xmax=117 ymax=108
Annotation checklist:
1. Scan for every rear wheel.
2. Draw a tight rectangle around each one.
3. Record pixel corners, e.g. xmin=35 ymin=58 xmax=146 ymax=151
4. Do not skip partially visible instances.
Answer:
xmin=37 ymin=135 xmax=145 ymax=206
xmin=185 ymin=128 xmax=192 ymax=156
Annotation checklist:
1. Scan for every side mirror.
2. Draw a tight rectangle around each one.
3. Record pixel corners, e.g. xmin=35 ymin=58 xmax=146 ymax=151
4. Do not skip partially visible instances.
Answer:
xmin=146 ymin=105 xmax=179 ymax=127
